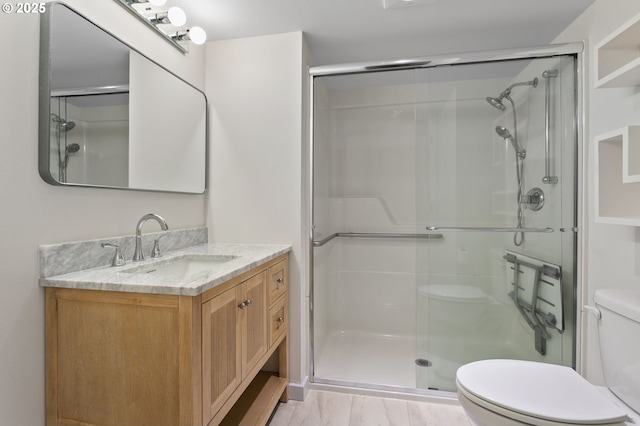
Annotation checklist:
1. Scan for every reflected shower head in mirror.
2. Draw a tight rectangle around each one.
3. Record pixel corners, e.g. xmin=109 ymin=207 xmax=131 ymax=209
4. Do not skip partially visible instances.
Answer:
xmin=66 ymin=143 xmax=80 ymax=153
xmin=486 ymin=77 xmax=539 ymax=111
xmin=61 ymin=120 xmax=75 ymax=131
xmin=51 ymin=113 xmax=76 ymax=132
xmin=496 ymin=125 xmax=525 ymax=158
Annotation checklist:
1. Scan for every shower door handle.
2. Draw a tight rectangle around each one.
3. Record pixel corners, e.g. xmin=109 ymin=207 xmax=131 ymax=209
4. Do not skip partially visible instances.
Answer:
xmin=313 ymin=232 xmax=444 ymax=247
xmin=426 ymin=226 xmax=554 ymax=233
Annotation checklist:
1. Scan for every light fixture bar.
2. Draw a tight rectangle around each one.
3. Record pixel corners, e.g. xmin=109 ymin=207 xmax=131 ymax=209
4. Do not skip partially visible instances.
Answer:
xmin=115 ymin=0 xmax=207 ymax=52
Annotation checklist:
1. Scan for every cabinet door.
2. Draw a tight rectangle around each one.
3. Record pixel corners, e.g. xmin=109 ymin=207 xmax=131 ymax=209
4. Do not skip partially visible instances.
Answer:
xmin=51 ymin=290 xmax=182 ymax=426
xmin=241 ymin=271 xmax=268 ymax=379
xmin=202 ymin=286 xmax=241 ymax=424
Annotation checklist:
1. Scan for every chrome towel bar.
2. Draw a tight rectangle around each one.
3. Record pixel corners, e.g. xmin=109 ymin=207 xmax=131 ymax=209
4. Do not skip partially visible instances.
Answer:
xmin=313 ymin=232 xmax=443 ymax=247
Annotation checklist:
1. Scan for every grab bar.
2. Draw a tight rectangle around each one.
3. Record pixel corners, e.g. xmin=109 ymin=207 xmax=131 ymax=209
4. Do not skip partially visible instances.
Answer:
xmin=542 ymin=69 xmax=558 ymax=185
xmin=426 ymin=226 xmax=554 ymax=233
xmin=313 ymin=232 xmax=443 ymax=247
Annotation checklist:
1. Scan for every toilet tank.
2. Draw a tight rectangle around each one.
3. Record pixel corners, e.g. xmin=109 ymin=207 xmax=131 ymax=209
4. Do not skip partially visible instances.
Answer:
xmin=595 ymin=289 xmax=640 ymax=414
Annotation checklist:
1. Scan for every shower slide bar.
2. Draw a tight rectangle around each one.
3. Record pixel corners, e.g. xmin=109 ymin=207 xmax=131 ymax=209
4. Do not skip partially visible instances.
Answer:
xmin=426 ymin=226 xmax=554 ymax=233
xmin=542 ymin=69 xmax=559 ymax=185
xmin=312 ymin=232 xmax=443 ymax=247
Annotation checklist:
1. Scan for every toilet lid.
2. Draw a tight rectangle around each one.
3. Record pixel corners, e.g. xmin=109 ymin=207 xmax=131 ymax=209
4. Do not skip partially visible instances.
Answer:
xmin=457 ymin=360 xmax=628 ymax=424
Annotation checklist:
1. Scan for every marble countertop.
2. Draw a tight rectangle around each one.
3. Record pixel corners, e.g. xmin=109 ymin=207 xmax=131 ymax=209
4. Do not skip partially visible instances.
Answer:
xmin=39 ymin=243 xmax=291 ymax=296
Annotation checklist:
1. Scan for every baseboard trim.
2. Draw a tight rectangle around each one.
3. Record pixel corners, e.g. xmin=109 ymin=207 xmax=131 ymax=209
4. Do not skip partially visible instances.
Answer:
xmin=288 ymin=376 xmax=309 ymax=401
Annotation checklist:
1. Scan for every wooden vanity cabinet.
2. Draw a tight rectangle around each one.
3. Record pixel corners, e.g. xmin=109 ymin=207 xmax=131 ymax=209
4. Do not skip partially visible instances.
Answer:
xmin=45 ymin=254 xmax=289 ymax=426
xmin=209 ymin=258 xmax=289 ymax=426
xmin=201 ymin=271 xmax=268 ymax=423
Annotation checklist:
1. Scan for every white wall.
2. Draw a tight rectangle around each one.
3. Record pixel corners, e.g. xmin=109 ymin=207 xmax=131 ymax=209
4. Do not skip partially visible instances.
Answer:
xmin=0 ymin=1 xmax=207 ymax=424
xmin=205 ymin=32 xmax=310 ymax=396
xmin=553 ymin=0 xmax=640 ymax=384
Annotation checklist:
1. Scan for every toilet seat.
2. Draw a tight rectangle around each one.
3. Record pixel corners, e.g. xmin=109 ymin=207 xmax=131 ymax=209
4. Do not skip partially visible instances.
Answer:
xmin=456 ymin=360 xmax=629 ymax=425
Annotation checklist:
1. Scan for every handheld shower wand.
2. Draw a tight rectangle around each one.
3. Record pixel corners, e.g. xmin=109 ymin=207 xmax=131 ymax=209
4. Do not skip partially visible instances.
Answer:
xmin=495 ymin=126 xmax=525 ymax=158
xmin=496 ymin=125 xmax=526 ymax=246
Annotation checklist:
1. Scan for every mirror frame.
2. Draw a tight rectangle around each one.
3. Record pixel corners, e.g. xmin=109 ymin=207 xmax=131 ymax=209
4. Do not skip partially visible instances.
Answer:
xmin=38 ymin=1 xmax=208 ymax=194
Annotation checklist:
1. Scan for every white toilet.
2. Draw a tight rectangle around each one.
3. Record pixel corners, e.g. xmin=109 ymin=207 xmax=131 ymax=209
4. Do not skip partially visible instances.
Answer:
xmin=456 ymin=289 xmax=640 ymax=425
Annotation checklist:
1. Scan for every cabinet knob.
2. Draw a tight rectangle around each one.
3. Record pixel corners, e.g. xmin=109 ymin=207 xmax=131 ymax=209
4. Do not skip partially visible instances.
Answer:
xmin=276 ymin=317 xmax=284 ymax=328
xmin=238 ymin=299 xmax=252 ymax=310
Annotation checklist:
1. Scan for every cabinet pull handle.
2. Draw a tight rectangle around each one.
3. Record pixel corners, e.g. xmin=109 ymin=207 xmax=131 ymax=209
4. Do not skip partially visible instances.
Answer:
xmin=245 ymin=299 xmax=252 ymax=306
xmin=238 ymin=301 xmax=246 ymax=310
xmin=276 ymin=317 xmax=284 ymax=327
xmin=276 ymin=277 xmax=283 ymax=288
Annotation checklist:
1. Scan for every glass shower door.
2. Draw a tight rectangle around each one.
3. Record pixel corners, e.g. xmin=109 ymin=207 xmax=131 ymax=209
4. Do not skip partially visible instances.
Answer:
xmin=310 ymin=51 xmax=578 ymax=395
xmin=414 ymin=56 xmax=578 ymax=392
xmin=312 ymin=69 xmax=423 ymax=389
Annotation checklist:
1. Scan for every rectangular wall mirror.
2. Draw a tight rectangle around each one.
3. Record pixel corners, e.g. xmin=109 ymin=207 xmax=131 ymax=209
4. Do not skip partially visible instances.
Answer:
xmin=39 ymin=2 xmax=207 ymax=194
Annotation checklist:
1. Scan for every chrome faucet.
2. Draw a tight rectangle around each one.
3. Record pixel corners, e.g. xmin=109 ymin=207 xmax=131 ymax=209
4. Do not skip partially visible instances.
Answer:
xmin=133 ymin=213 xmax=169 ymax=262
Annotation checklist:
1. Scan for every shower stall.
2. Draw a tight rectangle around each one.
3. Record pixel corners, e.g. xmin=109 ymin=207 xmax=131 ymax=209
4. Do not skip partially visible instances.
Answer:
xmin=49 ymin=93 xmax=129 ymax=186
xmin=310 ymin=44 xmax=581 ymax=395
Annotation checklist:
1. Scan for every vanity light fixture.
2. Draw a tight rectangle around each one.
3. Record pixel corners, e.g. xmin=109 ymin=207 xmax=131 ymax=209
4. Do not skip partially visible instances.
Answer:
xmin=173 ymin=26 xmax=208 ymax=45
xmin=115 ymin=0 xmax=207 ymax=52
xmin=167 ymin=6 xmax=186 ymax=26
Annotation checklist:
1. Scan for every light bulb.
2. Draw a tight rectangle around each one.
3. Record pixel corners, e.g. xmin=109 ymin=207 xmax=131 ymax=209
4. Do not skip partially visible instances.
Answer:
xmin=167 ymin=6 xmax=186 ymax=26
xmin=189 ymin=26 xmax=207 ymax=45
xmin=148 ymin=0 xmax=166 ymax=6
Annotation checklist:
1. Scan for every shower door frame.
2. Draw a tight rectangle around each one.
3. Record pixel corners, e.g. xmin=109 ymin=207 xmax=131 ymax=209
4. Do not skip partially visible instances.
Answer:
xmin=307 ymin=42 xmax=585 ymax=398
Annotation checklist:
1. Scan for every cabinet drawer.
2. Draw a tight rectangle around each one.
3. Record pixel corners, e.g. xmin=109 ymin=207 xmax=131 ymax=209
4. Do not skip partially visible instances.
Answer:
xmin=268 ymin=297 xmax=286 ymax=348
xmin=267 ymin=260 xmax=287 ymax=306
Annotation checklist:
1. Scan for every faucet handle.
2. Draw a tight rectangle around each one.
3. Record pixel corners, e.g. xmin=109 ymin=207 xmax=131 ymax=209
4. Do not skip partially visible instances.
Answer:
xmin=101 ymin=243 xmax=126 ymax=267
xmin=151 ymin=238 xmax=162 ymax=258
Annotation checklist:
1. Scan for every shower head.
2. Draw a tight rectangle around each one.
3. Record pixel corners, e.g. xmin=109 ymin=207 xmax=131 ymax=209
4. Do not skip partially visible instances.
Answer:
xmin=486 ymin=77 xmax=539 ymax=111
xmin=495 ymin=125 xmax=525 ymax=158
xmin=66 ymin=143 xmax=80 ymax=153
xmin=486 ymin=96 xmax=507 ymax=111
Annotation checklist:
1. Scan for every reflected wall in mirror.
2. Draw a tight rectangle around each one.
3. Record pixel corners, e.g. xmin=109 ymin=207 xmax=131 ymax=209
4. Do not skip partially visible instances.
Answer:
xmin=39 ymin=2 xmax=207 ymax=193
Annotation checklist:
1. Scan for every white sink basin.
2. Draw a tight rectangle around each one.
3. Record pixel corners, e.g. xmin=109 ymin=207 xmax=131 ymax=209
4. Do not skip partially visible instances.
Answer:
xmin=123 ymin=254 xmax=237 ymax=278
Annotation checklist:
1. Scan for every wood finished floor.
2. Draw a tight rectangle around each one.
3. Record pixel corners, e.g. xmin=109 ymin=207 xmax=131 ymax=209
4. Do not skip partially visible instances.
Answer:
xmin=269 ymin=390 xmax=473 ymax=426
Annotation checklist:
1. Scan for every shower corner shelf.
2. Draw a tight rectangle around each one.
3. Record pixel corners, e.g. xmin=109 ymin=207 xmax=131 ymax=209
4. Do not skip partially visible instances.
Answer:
xmin=595 ymin=126 xmax=640 ymax=225
xmin=594 ymin=12 xmax=640 ymax=88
